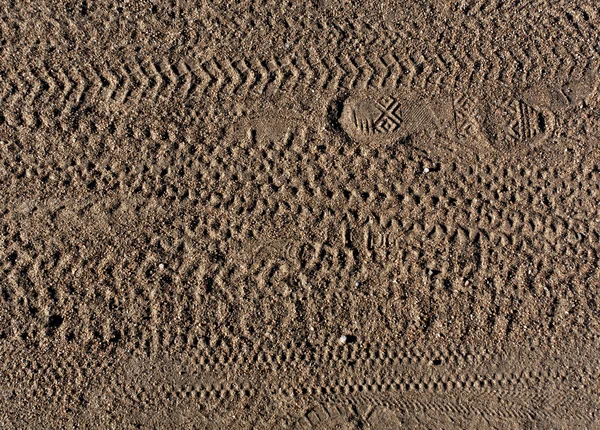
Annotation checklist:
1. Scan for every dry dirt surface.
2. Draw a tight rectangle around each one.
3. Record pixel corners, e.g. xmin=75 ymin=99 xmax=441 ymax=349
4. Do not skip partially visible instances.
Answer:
xmin=2 ymin=1 xmax=600 ymax=428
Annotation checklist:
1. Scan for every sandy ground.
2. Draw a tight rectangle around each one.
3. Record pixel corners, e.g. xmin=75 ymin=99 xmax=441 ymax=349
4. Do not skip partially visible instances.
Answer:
xmin=1 ymin=1 xmax=600 ymax=428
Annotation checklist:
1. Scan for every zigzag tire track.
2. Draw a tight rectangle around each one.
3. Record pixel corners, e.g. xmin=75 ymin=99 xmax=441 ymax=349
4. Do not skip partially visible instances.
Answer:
xmin=2 ymin=40 xmax=599 ymax=130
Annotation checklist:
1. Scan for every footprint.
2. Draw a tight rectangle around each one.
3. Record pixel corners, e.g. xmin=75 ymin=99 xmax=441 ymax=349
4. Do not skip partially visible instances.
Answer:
xmin=451 ymin=93 xmax=493 ymax=152
xmin=339 ymin=89 xmax=443 ymax=143
xmin=339 ymin=86 xmax=562 ymax=156
xmin=482 ymin=96 xmax=556 ymax=151
xmin=524 ymin=66 xmax=599 ymax=111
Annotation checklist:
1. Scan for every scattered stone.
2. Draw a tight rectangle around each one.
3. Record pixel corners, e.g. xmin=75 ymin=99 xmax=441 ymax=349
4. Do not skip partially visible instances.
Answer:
xmin=339 ymin=335 xmax=357 ymax=344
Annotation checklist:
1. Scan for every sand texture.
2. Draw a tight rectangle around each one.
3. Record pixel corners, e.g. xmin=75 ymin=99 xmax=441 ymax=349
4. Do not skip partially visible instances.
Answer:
xmin=1 ymin=1 xmax=600 ymax=428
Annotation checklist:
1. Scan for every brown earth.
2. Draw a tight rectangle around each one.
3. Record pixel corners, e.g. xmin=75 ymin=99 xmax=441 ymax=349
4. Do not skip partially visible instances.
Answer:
xmin=1 ymin=0 xmax=600 ymax=428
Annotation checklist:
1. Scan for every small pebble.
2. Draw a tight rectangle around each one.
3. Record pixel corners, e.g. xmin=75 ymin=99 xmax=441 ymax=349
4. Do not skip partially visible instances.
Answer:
xmin=339 ymin=335 xmax=348 ymax=344
xmin=158 ymin=263 xmax=165 ymax=270
xmin=423 ymin=168 xmax=430 ymax=173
